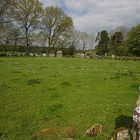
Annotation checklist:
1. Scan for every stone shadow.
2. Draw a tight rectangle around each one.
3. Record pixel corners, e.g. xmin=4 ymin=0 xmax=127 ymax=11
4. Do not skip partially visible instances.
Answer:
xmin=115 ymin=114 xmax=133 ymax=129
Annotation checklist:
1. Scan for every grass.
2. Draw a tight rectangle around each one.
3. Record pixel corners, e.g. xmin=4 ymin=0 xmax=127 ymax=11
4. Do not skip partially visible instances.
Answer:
xmin=0 ymin=57 xmax=140 ymax=140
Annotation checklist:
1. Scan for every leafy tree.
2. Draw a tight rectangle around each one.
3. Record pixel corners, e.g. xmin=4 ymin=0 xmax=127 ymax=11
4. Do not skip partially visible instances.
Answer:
xmin=126 ymin=24 xmax=140 ymax=56
xmin=42 ymin=6 xmax=73 ymax=53
xmin=110 ymin=32 xmax=127 ymax=55
xmin=111 ymin=32 xmax=124 ymax=47
xmin=96 ymin=30 xmax=110 ymax=55
xmin=13 ymin=0 xmax=43 ymax=54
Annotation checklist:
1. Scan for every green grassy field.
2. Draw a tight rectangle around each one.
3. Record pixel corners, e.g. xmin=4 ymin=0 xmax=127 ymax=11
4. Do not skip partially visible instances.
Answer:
xmin=0 ymin=57 xmax=140 ymax=140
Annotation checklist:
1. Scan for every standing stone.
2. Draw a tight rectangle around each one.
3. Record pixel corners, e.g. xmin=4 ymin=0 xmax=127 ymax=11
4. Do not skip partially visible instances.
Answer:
xmin=43 ymin=53 xmax=46 ymax=57
xmin=80 ymin=53 xmax=85 ymax=58
xmin=30 ymin=53 xmax=34 ymax=56
xmin=49 ymin=53 xmax=55 ymax=57
xmin=74 ymin=53 xmax=81 ymax=58
xmin=57 ymin=51 xmax=63 ymax=58
xmin=112 ymin=55 xmax=115 ymax=59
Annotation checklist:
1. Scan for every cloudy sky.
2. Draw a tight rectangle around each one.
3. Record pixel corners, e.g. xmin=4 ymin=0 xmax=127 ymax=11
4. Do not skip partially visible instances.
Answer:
xmin=40 ymin=0 xmax=140 ymax=34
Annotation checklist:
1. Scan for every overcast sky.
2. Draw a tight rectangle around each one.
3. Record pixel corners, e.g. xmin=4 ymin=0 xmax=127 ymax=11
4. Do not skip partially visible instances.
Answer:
xmin=40 ymin=0 xmax=140 ymax=34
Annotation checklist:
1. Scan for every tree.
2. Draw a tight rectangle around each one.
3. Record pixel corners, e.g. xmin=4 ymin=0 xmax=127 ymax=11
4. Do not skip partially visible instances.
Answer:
xmin=13 ymin=0 xmax=42 ymax=54
xmin=60 ymin=29 xmax=80 ymax=49
xmin=78 ymin=32 xmax=89 ymax=53
xmin=0 ymin=0 xmax=11 ymax=27
xmin=110 ymin=32 xmax=127 ymax=56
xmin=10 ymin=27 xmax=22 ymax=54
xmin=0 ymin=0 xmax=10 ymax=16
xmin=126 ymin=24 xmax=140 ymax=56
xmin=42 ymin=6 xmax=73 ymax=53
xmin=96 ymin=30 xmax=110 ymax=55
xmin=0 ymin=24 xmax=12 ymax=54
xmin=111 ymin=32 xmax=124 ymax=46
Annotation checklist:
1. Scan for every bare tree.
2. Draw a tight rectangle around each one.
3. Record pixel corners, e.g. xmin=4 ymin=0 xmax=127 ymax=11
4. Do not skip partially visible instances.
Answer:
xmin=0 ymin=24 xmax=13 ymax=54
xmin=68 ymin=29 xmax=80 ymax=47
xmin=0 ymin=0 xmax=11 ymax=17
xmin=57 ymin=29 xmax=80 ymax=49
xmin=0 ymin=0 xmax=11 ymax=27
xmin=78 ymin=32 xmax=89 ymax=53
xmin=75 ymin=31 xmax=95 ymax=53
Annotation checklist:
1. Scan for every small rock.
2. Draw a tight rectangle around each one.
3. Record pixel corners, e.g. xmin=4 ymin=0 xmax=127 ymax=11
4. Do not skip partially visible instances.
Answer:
xmin=85 ymin=124 xmax=102 ymax=137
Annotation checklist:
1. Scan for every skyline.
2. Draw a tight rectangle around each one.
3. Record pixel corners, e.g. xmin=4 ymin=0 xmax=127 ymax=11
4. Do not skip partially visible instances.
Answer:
xmin=40 ymin=0 xmax=140 ymax=34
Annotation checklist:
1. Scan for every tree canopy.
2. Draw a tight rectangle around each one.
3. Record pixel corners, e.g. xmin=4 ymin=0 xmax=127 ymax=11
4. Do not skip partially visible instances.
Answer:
xmin=126 ymin=24 xmax=140 ymax=56
xmin=42 ymin=6 xmax=73 ymax=52
xmin=96 ymin=30 xmax=110 ymax=55
xmin=13 ymin=0 xmax=43 ymax=53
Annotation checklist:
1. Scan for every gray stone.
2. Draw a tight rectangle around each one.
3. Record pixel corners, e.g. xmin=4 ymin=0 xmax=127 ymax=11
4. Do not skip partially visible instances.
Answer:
xmin=30 ymin=53 xmax=34 ymax=56
xmin=43 ymin=53 xmax=47 ymax=57
xmin=80 ymin=53 xmax=85 ymax=58
xmin=49 ymin=53 xmax=55 ymax=57
xmin=116 ymin=129 xmax=130 ymax=140
xmin=57 ymin=51 xmax=63 ymax=58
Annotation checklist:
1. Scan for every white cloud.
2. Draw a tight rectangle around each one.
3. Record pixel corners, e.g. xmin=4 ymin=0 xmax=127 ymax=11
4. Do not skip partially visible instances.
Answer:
xmin=40 ymin=0 xmax=140 ymax=34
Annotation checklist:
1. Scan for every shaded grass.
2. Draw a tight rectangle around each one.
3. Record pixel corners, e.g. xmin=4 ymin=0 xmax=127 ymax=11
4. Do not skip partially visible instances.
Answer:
xmin=0 ymin=57 xmax=140 ymax=140
xmin=61 ymin=81 xmax=71 ymax=86
xmin=27 ymin=78 xmax=43 ymax=85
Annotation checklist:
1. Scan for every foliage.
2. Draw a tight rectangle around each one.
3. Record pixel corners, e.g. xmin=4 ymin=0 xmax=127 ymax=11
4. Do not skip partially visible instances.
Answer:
xmin=96 ymin=30 xmax=110 ymax=55
xmin=96 ymin=31 xmax=130 ymax=56
xmin=12 ymin=0 xmax=43 ymax=50
xmin=41 ymin=6 xmax=73 ymax=52
xmin=111 ymin=32 xmax=124 ymax=48
xmin=126 ymin=24 xmax=140 ymax=56
xmin=110 ymin=32 xmax=128 ymax=56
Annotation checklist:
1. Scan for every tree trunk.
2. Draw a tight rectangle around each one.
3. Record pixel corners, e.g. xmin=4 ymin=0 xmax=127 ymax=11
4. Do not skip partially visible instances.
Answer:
xmin=13 ymin=37 xmax=17 ymax=55
xmin=25 ymin=28 xmax=29 ymax=55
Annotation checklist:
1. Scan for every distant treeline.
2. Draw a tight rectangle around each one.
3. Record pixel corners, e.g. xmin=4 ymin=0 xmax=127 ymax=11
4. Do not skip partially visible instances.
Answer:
xmin=95 ymin=25 xmax=140 ymax=57
xmin=0 ymin=45 xmax=77 ymax=56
